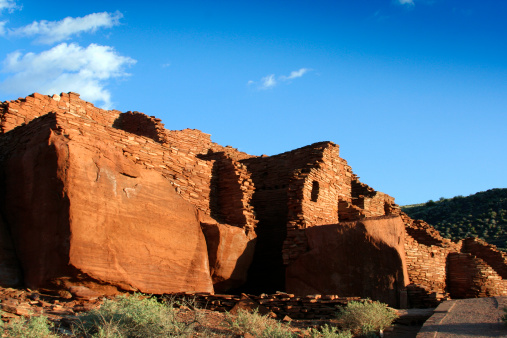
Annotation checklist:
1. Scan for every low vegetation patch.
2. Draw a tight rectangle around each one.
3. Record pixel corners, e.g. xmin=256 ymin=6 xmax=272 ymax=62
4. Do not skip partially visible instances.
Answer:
xmin=1 ymin=315 xmax=57 ymax=338
xmin=336 ymin=300 xmax=398 ymax=336
xmin=306 ymin=324 xmax=353 ymax=338
xmin=1 ymin=294 xmax=398 ymax=337
xmin=73 ymin=294 xmax=191 ymax=337
xmin=224 ymin=308 xmax=295 ymax=337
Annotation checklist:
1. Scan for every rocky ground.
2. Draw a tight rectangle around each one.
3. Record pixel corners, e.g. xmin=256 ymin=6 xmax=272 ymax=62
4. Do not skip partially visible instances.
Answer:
xmin=0 ymin=287 xmax=429 ymax=337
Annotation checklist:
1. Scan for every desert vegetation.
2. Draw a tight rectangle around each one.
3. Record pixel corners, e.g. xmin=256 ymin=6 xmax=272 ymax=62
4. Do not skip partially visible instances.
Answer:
xmin=402 ymin=188 xmax=507 ymax=248
xmin=0 ymin=294 xmax=398 ymax=337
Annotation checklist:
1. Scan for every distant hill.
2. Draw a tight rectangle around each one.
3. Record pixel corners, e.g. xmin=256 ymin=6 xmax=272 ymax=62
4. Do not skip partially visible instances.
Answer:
xmin=401 ymin=188 xmax=507 ymax=249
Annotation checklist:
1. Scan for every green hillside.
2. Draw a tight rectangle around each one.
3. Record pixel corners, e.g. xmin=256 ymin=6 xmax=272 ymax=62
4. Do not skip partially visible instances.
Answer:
xmin=401 ymin=188 xmax=507 ymax=249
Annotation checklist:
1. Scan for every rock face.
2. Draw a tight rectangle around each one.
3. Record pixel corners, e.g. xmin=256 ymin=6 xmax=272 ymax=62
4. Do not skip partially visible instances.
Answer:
xmin=0 ymin=217 xmax=21 ymax=287
xmin=286 ymin=216 xmax=408 ymax=307
xmin=201 ymin=218 xmax=256 ymax=293
xmin=1 ymin=92 xmax=507 ymax=307
xmin=1 ymin=114 xmax=213 ymax=294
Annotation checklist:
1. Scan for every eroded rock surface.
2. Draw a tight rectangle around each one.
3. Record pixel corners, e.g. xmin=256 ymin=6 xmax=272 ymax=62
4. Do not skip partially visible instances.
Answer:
xmin=2 ymin=92 xmax=507 ymax=306
xmin=200 ymin=213 xmax=256 ymax=293
xmin=1 ymin=113 xmax=213 ymax=294
xmin=286 ymin=216 xmax=408 ymax=307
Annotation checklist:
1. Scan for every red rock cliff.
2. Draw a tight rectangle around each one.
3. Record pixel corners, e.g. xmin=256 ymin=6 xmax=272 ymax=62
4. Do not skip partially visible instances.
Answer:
xmin=1 ymin=92 xmax=507 ymax=308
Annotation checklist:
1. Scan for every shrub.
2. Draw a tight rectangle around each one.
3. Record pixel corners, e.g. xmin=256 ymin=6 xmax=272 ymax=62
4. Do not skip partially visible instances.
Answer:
xmin=73 ymin=293 xmax=189 ymax=337
xmin=307 ymin=324 xmax=353 ymax=338
xmin=336 ymin=300 xmax=398 ymax=336
xmin=2 ymin=315 xmax=57 ymax=338
xmin=224 ymin=308 xmax=294 ymax=338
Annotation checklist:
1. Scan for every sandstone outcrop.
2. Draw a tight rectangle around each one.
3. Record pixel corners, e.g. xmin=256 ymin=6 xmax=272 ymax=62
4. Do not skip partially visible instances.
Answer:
xmin=0 ymin=217 xmax=21 ymax=287
xmin=200 ymin=213 xmax=256 ymax=293
xmin=286 ymin=216 xmax=408 ymax=307
xmin=1 ymin=113 xmax=213 ymax=294
xmin=1 ymin=92 xmax=507 ymax=308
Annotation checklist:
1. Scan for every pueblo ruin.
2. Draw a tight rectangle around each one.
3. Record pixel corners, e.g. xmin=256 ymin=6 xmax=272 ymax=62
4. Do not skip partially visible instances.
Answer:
xmin=1 ymin=92 xmax=507 ymax=309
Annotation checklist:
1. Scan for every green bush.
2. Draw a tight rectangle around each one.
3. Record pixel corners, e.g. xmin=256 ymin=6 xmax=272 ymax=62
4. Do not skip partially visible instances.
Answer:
xmin=73 ymin=294 xmax=189 ymax=337
xmin=307 ymin=324 xmax=353 ymax=338
xmin=2 ymin=315 xmax=57 ymax=338
xmin=336 ymin=300 xmax=398 ymax=336
xmin=224 ymin=308 xmax=294 ymax=338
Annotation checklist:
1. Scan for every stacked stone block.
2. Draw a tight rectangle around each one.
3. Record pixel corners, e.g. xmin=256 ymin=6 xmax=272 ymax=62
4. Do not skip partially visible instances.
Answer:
xmin=447 ymin=252 xmax=507 ymax=298
xmin=0 ymin=92 xmax=121 ymax=134
xmin=462 ymin=238 xmax=507 ymax=279
xmin=3 ymin=92 xmax=507 ymax=306
xmin=169 ymin=292 xmax=360 ymax=320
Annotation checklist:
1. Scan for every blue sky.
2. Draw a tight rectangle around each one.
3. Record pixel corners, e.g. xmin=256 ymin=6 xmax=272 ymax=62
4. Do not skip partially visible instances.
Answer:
xmin=0 ymin=0 xmax=505 ymax=205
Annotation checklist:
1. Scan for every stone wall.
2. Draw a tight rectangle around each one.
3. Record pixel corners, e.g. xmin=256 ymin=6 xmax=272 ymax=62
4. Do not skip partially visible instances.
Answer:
xmin=462 ymin=238 xmax=507 ymax=279
xmin=199 ymin=152 xmax=257 ymax=233
xmin=402 ymin=213 xmax=457 ymax=307
xmin=447 ymin=252 xmax=507 ymax=299
xmin=113 ymin=111 xmax=168 ymax=144
xmin=0 ymin=93 xmax=253 ymax=220
xmin=283 ymin=144 xmax=400 ymax=266
xmin=404 ymin=234 xmax=453 ymax=307
xmin=168 ymin=292 xmax=360 ymax=320
xmin=0 ymin=92 xmax=121 ymax=134
xmin=3 ymin=92 xmax=507 ymax=306
xmin=402 ymin=211 xmax=507 ymax=307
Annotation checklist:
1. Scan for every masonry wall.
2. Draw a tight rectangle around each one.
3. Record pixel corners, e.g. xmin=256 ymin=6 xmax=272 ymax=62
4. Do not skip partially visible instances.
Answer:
xmin=447 ymin=252 xmax=507 ymax=299
xmin=199 ymin=152 xmax=257 ymax=233
xmin=169 ymin=292 xmax=361 ymax=320
xmin=283 ymin=143 xmax=355 ymax=265
xmin=401 ymin=214 xmax=459 ymax=307
xmin=283 ymin=144 xmax=400 ymax=266
xmin=0 ymin=92 xmax=121 ymax=134
xmin=462 ymin=238 xmax=507 ymax=279
xmin=1 ymin=93 xmax=263 ymax=223
xmin=352 ymin=180 xmax=399 ymax=218
xmin=113 ymin=111 xmax=168 ymax=144
xmin=404 ymin=234 xmax=453 ymax=307
xmin=11 ymin=109 xmax=215 ymax=215
xmin=4 ymin=93 xmax=507 ymax=305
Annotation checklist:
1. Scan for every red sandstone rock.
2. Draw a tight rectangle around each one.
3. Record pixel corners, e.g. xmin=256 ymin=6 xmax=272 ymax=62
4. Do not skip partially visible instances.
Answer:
xmin=2 ymin=93 xmax=507 ymax=306
xmin=0 ymin=217 xmax=22 ymax=287
xmin=286 ymin=216 xmax=409 ymax=307
xmin=1 ymin=116 xmax=213 ymax=294
xmin=200 ymin=213 xmax=256 ymax=292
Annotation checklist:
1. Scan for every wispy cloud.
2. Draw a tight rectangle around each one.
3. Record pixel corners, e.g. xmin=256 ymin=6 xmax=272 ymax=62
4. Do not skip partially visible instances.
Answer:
xmin=397 ymin=0 xmax=415 ymax=6
xmin=0 ymin=0 xmax=18 ymax=13
xmin=280 ymin=68 xmax=311 ymax=81
xmin=0 ymin=43 xmax=136 ymax=109
xmin=0 ymin=20 xmax=6 ymax=35
xmin=5 ymin=11 xmax=123 ymax=44
xmin=260 ymin=74 xmax=276 ymax=89
xmin=249 ymin=68 xmax=312 ymax=90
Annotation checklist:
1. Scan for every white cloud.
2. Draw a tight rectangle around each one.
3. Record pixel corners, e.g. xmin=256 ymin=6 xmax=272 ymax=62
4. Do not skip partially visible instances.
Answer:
xmin=249 ymin=68 xmax=312 ymax=90
xmin=0 ymin=42 xmax=136 ymax=109
xmin=0 ymin=0 xmax=18 ymax=13
xmin=260 ymin=74 xmax=276 ymax=89
xmin=280 ymin=68 xmax=311 ymax=81
xmin=7 ymin=11 xmax=122 ymax=44
xmin=0 ymin=20 xmax=6 ymax=35
xmin=398 ymin=0 xmax=415 ymax=5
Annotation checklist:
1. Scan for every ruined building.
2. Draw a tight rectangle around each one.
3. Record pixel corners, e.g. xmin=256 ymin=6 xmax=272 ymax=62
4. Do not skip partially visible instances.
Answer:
xmin=1 ymin=92 xmax=507 ymax=308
